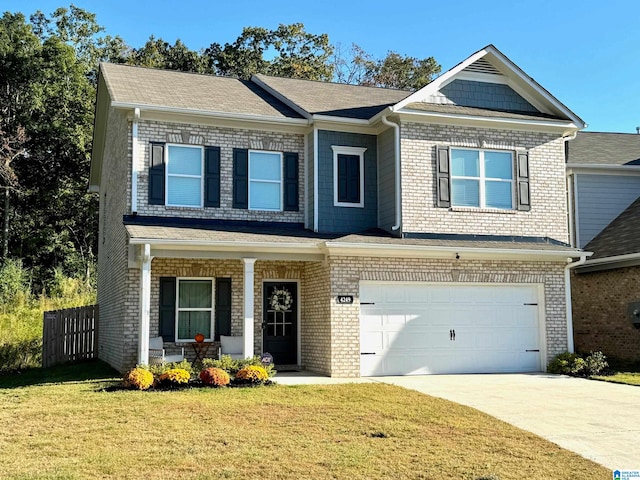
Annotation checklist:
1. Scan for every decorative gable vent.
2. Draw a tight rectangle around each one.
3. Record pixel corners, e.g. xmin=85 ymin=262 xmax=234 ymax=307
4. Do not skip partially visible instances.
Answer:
xmin=464 ymin=58 xmax=503 ymax=76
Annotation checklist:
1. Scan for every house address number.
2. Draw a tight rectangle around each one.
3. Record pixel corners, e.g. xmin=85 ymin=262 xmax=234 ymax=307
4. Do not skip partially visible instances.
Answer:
xmin=336 ymin=296 xmax=354 ymax=304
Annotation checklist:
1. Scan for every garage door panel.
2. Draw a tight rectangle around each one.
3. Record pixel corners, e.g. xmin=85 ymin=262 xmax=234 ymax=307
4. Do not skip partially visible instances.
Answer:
xmin=360 ymin=283 xmax=542 ymax=376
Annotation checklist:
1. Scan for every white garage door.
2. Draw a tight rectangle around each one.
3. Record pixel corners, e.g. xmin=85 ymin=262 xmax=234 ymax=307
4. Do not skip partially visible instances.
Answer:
xmin=360 ymin=282 xmax=543 ymax=376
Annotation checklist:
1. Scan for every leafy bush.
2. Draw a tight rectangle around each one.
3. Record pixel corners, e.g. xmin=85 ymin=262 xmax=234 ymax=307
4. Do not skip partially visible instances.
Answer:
xmin=234 ymin=365 xmax=269 ymax=385
xmin=123 ymin=367 xmax=154 ymax=390
xmin=0 ymin=259 xmax=30 ymax=309
xmin=583 ymin=351 xmax=609 ymax=376
xmin=158 ymin=368 xmax=190 ymax=385
xmin=547 ymin=351 xmax=608 ymax=377
xmin=202 ymin=355 xmax=276 ymax=378
xmin=147 ymin=359 xmax=195 ymax=378
xmin=0 ymin=338 xmax=42 ymax=373
xmin=199 ymin=367 xmax=230 ymax=386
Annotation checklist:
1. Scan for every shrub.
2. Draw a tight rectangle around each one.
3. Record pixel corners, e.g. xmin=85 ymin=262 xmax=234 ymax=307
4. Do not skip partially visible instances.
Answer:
xmin=583 ymin=351 xmax=609 ymax=376
xmin=547 ymin=351 xmax=608 ymax=377
xmin=202 ymin=355 xmax=276 ymax=378
xmin=158 ymin=368 xmax=190 ymax=385
xmin=199 ymin=367 xmax=230 ymax=386
xmin=123 ymin=367 xmax=154 ymax=390
xmin=234 ymin=365 xmax=269 ymax=385
xmin=147 ymin=359 xmax=195 ymax=378
xmin=0 ymin=259 xmax=30 ymax=309
xmin=0 ymin=338 xmax=42 ymax=373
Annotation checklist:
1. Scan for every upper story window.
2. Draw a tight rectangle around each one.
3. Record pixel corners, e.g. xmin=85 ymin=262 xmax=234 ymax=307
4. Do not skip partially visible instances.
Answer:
xmin=332 ymin=145 xmax=366 ymax=208
xmin=176 ymin=278 xmax=213 ymax=341
xmin=166 ymin=144 xmax=204 ymax=207
xmin=450 ymin=148 xmax=514 ymax=210
xmin=249 ymin=150 xmax=283 ymax=211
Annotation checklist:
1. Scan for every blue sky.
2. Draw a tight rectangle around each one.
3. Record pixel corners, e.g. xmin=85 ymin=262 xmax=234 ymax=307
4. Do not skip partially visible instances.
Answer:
xmin=4 ymin=0 xmax=639 ymax=132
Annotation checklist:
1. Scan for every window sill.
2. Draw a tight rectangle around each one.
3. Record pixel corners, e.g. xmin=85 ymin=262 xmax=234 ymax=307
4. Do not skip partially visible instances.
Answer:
xmin=449 ymin=206 xmax=517 ymax=214
xmin=165 ymin=205 xmax=204 ymax=210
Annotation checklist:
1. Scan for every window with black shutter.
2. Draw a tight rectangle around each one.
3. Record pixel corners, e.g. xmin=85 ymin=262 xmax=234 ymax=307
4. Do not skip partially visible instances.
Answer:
xmin=332 ymin=145 xmax=366 ymax=208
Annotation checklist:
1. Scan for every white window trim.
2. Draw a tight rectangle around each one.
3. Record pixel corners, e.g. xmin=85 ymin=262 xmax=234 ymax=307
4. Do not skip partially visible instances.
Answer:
xmin=332 ymin=145 xmax=366 ymax=208
xmin=165 ymin=143 xmax=204 ymax=208
xmin=175 ymin=277 xmax=214 ymax=342
xmin=248 ymin=149 xmax=283 ymax=212
xmin=450 ymin=147 xmax=515 ymax=210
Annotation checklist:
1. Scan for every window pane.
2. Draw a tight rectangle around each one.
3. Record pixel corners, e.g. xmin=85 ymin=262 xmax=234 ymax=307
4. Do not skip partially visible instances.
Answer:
xmin=178 ymin=311 xmax=211 ymax=340
xmin=249 ymin=181 xmax=281 ymax=210
xmin=451 ymin=149 xmax=479 ymax=177
xmin=167 ymin=176 xmax=201 ymax=206
xmin=485 ymin=181 xmax=513 ymax=209
xmin=485 ymin=151 xmax=513 ymax=179
xmin=179 ymin=280 xmax=212 ymax=308
xmin=250 ymin=151 xmax=281 ymax=181
xmin=451 ymin=179 xmax=479 ymax=207
xmin=167 ymin=145 xmax=202 ymax=176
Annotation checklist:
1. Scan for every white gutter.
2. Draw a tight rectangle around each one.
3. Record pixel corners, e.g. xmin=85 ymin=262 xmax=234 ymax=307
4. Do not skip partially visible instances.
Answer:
xmin=131 ymin=108 xmax=140 ymax=214
xmin=381 ymin=115 xmax=401 ymax=231
xmin=576 ymin=251 xmax=640 ymax=268
xmin=396 ymin=110 xmax=578 ymax=130
xmin=128 ymin=237 xmax=321 ymax=252
xmin=312 ymin=114 xmax=371 ymax=125
xmin=111 ymin=102 xmax=311 ymax=126
xmin=565 ymin=255 xmax=587 ymax=353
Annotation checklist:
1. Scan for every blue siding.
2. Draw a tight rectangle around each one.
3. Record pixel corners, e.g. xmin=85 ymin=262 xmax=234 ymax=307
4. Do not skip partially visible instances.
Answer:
xmin=317 ymin=130 xmax=377 ymax=233
xmin=440 ymin=79 xmax=538 ymax=113
xmin=576 ymin=174 xmax=640 ymax=247
xmin=377 ymin=127 xmax=396 ymax=232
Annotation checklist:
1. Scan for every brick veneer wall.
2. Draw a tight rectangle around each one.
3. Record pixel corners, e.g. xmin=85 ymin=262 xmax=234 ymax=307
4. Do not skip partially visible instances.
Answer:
xmin=134 ymin=120 xmax=305 ymax=223
xmin=327 ymin=256 xmax=568 ymax=378
xmin=301 ymin=261 xmax=331 ymax=374
xmin=400 ymin=122 xmax=569 ymax=243
xmin=96 ymin=107 xmax=131 ymax=372
xmin=572 ymin=267 xmax=640 ymax=361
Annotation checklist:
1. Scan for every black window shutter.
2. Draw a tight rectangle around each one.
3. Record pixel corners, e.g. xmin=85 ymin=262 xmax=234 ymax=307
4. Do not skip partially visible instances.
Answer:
xmin=283 ymin=152 xmax=299 ymax=211
xmin=159 ymin=277 xmax=176 ymax=342
xmin=215 ymin=278 xmax=232 ymax=340
xmin=516 ymin=152 xmax=531 ymax=211
xmin=436 ymin=147 xmax=451 ymax=208
xmin=148 ymin=142 xmax=165 ymax=205
xmin=233 ymin=148 xmax=248 ymax=209
xmin=204 ymin=146 xmax=221 ymax=208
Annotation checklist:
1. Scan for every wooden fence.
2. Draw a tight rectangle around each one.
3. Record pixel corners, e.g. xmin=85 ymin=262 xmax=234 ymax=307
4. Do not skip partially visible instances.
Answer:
xmin=42 ymin=305 xmax=99 ymax=368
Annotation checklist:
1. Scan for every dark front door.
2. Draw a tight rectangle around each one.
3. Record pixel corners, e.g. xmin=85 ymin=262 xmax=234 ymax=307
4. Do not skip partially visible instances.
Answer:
xmin=262 ymin=282 xmax=297 ymax=365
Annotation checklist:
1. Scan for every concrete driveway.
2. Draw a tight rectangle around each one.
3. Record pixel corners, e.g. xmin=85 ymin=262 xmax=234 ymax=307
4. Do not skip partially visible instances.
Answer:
xmin=375 ymin=374 xmax=640 ymax=470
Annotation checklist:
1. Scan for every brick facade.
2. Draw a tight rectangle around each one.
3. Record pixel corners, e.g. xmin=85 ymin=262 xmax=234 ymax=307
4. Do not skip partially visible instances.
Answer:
xmin=400 ymin=122 xmax=569 ymax=243
xmin=134 ymin=120 xmax=305 ymax=223
xmin=572 ymin=267 xmax=640 ymax=362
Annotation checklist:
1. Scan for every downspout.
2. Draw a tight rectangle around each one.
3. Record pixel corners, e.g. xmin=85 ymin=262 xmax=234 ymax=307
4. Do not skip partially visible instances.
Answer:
xmin=563 ymin=131 xmax=577 ymax=246
xmin=381 ymin=114 xmax=401 ymax=231
xmin=313 ymin=126 xmax=319 ymax=232
xmin=564 ymin=254 xmax=587 ymax=353
xmin=131 ymin=108 xmax=141 ymax=214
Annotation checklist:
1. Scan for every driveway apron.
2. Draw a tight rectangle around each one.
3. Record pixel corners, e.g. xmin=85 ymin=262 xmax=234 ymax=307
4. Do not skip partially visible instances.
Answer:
xmin=375 ymin=374 xmax=640 ymax=470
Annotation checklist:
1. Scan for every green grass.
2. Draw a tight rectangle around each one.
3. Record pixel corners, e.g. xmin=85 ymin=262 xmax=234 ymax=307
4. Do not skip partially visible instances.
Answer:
xmin=593 ymin=359 xmax=640 ymax=386
xmin=0 ymin=362 xmax=610 ymax=480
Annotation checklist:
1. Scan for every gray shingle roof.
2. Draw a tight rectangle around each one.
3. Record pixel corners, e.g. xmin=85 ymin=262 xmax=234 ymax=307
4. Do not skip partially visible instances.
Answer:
xmin=99 ymin=63 xmax=304 ymax=119
xmin=253 ymin=74 xmax=410 ymax=119
xmin=403 ymin=102 xmax=565 ymax=121
xmin=567 ymin=131 xmax=640 ymax=165
xmin=124 ymin=217 xmax=580 ymax=254
xmin=584 ymin=196 xmax=640 ymax=259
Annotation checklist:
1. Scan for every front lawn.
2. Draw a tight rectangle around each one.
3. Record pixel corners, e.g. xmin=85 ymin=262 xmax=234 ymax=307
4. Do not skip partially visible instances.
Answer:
xmin=593 ymin=360 xmax=640 ymax=386
xmin=0 ymin=362 xmax=609 ymax=480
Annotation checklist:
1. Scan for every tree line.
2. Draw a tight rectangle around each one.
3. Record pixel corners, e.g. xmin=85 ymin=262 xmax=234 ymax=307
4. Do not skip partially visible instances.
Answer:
xmin=0 ymin=4 xmax=441 ymax=290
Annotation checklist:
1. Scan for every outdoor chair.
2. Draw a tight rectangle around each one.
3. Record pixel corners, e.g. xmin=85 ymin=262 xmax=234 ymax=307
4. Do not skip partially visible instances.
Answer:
xmin=148 ymin=336 xmax=185 ymax=365
xmin=218 ymin=335 xmax=244 ymax=360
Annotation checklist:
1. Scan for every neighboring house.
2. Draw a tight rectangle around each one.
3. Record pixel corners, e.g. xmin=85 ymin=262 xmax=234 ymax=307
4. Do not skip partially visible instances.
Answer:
xmin=90 ymin=45 xmax=586 ymax=377
xmin=568 ymin=132 xmax=640 ymax=362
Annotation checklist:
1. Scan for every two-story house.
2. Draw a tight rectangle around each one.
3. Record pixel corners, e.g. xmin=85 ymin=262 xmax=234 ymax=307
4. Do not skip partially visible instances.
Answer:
xmin=90 ymin=45 xmax=586 ymax=377
xmin=567 ymin=132 xmax=640 ymax=362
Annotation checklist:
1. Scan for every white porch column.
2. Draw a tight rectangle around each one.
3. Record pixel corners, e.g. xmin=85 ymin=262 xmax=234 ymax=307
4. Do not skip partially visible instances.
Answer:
xmin=138 ymin=244 xmax=152 ymax=365
xmin=242 ymin=258 xmax=257 ymax=359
